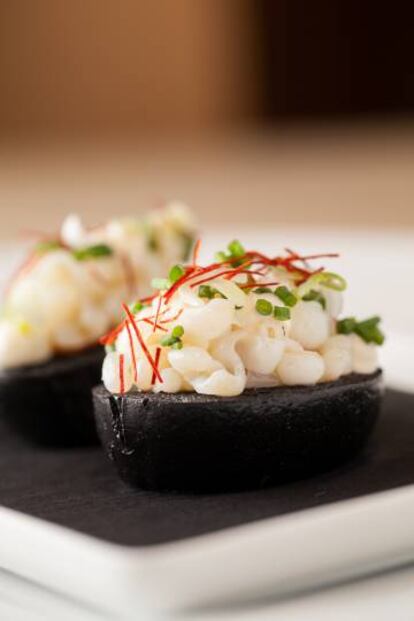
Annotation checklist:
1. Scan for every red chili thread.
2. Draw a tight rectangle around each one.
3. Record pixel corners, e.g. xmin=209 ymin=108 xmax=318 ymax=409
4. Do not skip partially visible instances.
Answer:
xmin=163 ymin=259 xmax=239 ymax=302
xmin=99 ymin=320 xmax=126 ymax=346
xmin=163 ymin=266 xmax=197 ymax=302
xmin=122 ymin=303 xmax=162 ymax=383
xmin=141 ymin=318 xmax=168 ymax=332
xmin=189 ymin=264 xmax=251 ymax=288
xmin=152 ymin=295 xmax=163 ymax=333
xmin=223 ymin=260 xmax=253 ymax=279
xmin=125 ymin=320 xmax=138 ymax=383
xmin=151 ymin=347 xmax=162 ymax=386
xmin=159 ymin=308 xmax=183 ymax=324
xmin=288 ymin=252 xmax=338 ymax=262
xmin=140 ymin=293 xmax=158 ymax=305
xmin=226 ymin=269 xmax=265 ymax=280
xmin=239 ymin=281 xmax=281 ymax=289
xmin=100 ymin=248 xmax=339 ymax=350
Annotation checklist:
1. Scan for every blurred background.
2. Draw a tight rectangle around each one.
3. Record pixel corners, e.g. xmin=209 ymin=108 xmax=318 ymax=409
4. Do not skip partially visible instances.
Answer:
xmin=0 ymin=4 xmax=414 ymax=616
xmin=0 ymin=0 xmax=413 ymax=234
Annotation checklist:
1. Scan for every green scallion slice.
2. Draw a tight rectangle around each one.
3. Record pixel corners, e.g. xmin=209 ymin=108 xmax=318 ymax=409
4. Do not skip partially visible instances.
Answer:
xmin=228 ymin=239 xmax=245 ymax=258
xmin=254 ymin=287 xmax=273 ymax=294
xmin=274 ymin=306 xmax=291 ymax=321
xmin=73 ymin=244 xmax=113 ymax=261
xmin=336 ymin=315 xmax=385 ymax=345
xmin=255 ymin=299 xmax=273 ymax=316
xmin=130 ymin=301 xmax=143 ymax=314
xmin=172 ymin=325 xmax=184 ymax=339
xmin=160 ymin=335 xmax=177 ymax=347
xmin=297 ymin=271 xmax=347 ymax=297
xmin=161 ymin=324 xmax=185 ymax=348
xmin=215 ymin=239 xmax=246 ymax=266
xmin=354 ymin=316 xmax=385 ymax=345
xmin=337 ymin=317 xmax=357 ymax=335
xmin=198 ymin=284 xmax=215 ymax=299
xmin=275 ymin=285 xmax=297 ymax=307
xmin=169 ymin=264 xmax=185 ymax=284
xmin=302 ymin=289 xmax=326 ymax=309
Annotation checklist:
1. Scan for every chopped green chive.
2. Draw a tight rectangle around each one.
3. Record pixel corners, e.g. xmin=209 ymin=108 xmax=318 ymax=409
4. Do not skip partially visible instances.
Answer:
xmin=215 ymin=239 xmax=246 ymax=266
xmin=355 ymin=316 xmax=385 ymax=345
xmin=228 ymin=239 xmax=245 ymax=258
xmin=169 ymin=264 xmax=185 ymax=284
xmin=160 ymin=335 xmax=176 ymax=347
xmin=130 ymin=301 xmax=143 ymax=314
xmin=198 ymin=284 xmax=225 ymax=299
xmin=73 ymin=244 xmax=113 ymax=261
xmin=172 ymin=325 xmax=184 ymax=339
xmin=337 ymin=315 xmax=385 ymax=345
xmin=198 ymin=284 xmax=215 ymax=299
xmin=275 ymin=286 xmax=297 ymax=307
xmin=255 ymin=299 xmax=273 ymax=316
xmin=296 ymin=271 xmax=347 ymax=297
xmin=105 ymin=343 xmax=116 ymax=353
xmin=302 ymin=289 xmax=326 ymax=309
xmin=274 ymin=306 xmax=291 ymax=321
xmin=255 ymin=296 xmax=291 ymax=320
xmin=337 ymin=317 xmax=357 ymax=335
xmin=254 ymin=287 xmax=273 ymax=294
xmin=161 ymin=325 xmax=185 ymax=348
xmin=151 ymin=277 xmax=170 ymax=290
xmin=315 ymin=272 xmax=347 ymax=291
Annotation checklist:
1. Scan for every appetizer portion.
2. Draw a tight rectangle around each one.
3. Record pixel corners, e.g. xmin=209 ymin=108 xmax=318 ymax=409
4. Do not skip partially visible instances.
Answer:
xmin=0 ymin=201 xmax=196 ymax=445
xmin=100 ymin=240 xmax=384 ymax=396
xmin=0 ymin=201 xmax=195 ymax=369
xmin=94 ymin=241 xmax=384 ymax=491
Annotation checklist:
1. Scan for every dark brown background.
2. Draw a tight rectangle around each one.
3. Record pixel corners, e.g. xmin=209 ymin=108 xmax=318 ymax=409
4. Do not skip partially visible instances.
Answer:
xmin=261 ymin=1 xmax=414 ymax=118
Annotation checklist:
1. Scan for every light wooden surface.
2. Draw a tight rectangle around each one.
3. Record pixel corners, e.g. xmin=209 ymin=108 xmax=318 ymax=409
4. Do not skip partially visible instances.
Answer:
xmin=0 ymin=124 xmax=413 ymax=240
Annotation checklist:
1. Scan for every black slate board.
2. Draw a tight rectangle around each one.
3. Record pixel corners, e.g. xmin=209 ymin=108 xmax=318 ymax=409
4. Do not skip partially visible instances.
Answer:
xmin=0 ymin=389 xmax=413 ymax=547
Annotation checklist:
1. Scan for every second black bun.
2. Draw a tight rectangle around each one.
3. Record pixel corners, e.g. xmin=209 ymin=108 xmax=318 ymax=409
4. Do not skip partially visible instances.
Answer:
xmin=93 ymin=370 xmax=383 ymax=493
xmin=0 ymin=345 xmax=104 ymax=446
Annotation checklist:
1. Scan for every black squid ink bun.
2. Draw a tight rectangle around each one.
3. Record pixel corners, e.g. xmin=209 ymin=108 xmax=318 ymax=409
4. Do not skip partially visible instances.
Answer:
xmin=0 ymin=345 xmax=104 ymax=446
xmin=93 ymin=370 xmax=383 ymax=493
